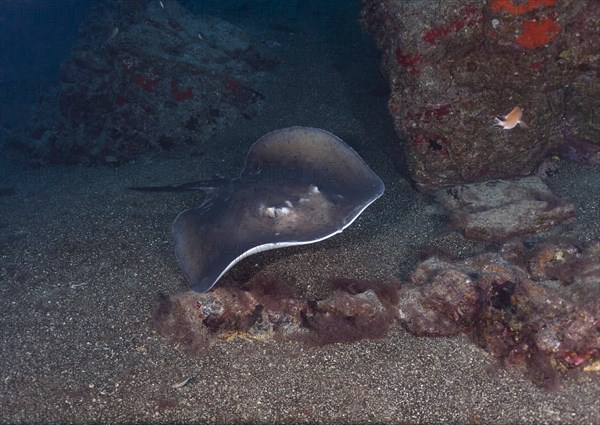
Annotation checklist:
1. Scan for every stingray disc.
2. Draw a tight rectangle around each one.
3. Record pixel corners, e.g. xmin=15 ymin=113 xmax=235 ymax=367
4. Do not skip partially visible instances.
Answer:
xmin=173 ymin=126 xmax=385 ymax=292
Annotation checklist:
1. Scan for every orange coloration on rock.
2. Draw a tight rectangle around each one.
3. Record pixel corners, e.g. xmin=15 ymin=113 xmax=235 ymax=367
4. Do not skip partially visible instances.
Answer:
xmin=491 ymin=0 xmax=556 ymax=15
xmin=515 ymin=18 xmax=561 ymax=49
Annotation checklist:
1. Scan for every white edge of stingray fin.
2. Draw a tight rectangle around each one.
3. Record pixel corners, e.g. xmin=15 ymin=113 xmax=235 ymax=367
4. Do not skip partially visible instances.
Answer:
xmin=191 ymin=189 xmax=384 ymax=292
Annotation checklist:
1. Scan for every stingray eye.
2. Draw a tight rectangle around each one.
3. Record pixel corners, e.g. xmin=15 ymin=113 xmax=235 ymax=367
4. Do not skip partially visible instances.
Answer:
xmin=246 ymin=163 xmax=262 ymax=180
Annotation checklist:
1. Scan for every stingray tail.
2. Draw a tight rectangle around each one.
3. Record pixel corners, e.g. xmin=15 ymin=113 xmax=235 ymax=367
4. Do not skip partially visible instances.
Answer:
xmin=128 ymin=177 xmax=226 ymax=194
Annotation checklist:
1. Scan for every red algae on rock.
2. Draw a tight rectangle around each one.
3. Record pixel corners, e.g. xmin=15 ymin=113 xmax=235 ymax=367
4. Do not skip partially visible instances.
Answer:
xmin=422 ymin=6 xmax=482 ymax=44
xmin=153 ymin=241 xmax=600 ymax=389
xmin=394 ymin=49 xmax=421 ymax=76
xmin=491 ymin=0 xmax=557 ymax=15
xmin=398 ymin=241 xmax=600 ymax=389
xmin=170 ymin=80 xmax=194 ymax=102
xmin=132 ymin=73 xmax=160 ymax=91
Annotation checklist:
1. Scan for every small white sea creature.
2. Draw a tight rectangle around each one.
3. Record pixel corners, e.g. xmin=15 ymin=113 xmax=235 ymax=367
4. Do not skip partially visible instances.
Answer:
xmin=171 ymin=376 xmax=192 ymax=389
xmin=108 ymin=27 xmax=119 ymax=39
xmin=159 ymin=1 xmax=164 ymax=9
xmin=494 ymin=106 xmax=527 ymax=129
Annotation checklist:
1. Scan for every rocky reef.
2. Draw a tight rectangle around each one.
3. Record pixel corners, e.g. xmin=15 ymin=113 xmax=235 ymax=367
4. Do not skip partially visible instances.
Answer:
xmin=435 ymin=176 xmax=576 ymax=242
xmin=153 ymin=241 xmax=600 ymax=389
xmin=12 ymin=0 xmax=277 ymax=165
xmin=360 ymin=0 xmax=599 ymax=191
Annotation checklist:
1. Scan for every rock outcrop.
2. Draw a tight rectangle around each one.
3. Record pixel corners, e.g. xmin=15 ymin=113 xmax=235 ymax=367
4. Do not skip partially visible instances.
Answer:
xmin=153 ymin=241 xmax=600 ymax=388
xmin=360 ymin=0 xmax=599 ymax=191
xmin=435 ymin=176 xmax=576 ymax=242
xmin=14 ymin=0 xmax=276 ymax=164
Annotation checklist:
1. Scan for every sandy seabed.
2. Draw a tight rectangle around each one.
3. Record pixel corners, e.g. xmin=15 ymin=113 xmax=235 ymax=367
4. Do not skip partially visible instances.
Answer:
xmin=1 ymin=13 xmax=599 ymax=424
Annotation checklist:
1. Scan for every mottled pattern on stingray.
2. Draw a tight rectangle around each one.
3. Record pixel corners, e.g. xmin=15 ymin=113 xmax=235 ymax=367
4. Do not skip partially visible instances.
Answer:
xmin=173 ymin=127 xmax=385 ymax=292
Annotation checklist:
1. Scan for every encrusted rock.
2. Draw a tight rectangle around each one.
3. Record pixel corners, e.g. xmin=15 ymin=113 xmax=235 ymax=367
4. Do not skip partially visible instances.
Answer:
xmin=13 ymin=0 xmax=276 ymax=164
xmin=396 ymin=241 xmax=600 ymax=388
xmin=361 ymin=0 xmax=599 ymax=191
xmin=398 ymin=264 xmax=479 ymax=336
xmin=152 ymin=241 xmax=600 ymax=388
xmin=152 ymin=277 xmax=398 ymax=352
xmin=435 ymin=176 xmax=576 ymax=242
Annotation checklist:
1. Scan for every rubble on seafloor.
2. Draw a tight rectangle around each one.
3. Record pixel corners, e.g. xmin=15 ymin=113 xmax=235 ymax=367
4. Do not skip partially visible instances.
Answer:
xmin=153 ymin=240 xmax=600 ymax=389
xmin=11 ymin=0 xmax=277 ymax=165
xmin=435 ymin=176 xmax=576 ymax=242
xmin=360 ymin=0 xmax=600 ymax=191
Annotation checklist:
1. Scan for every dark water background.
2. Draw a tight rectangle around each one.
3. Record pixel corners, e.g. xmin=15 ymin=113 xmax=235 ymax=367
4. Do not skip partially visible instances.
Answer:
xmin=1 ymin=0 xmax=92 ymax=134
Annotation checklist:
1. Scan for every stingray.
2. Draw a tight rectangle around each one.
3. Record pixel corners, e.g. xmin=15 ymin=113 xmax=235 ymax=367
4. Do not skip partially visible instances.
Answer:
xmin=130 ymin=126 xmax=385 ymax=292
